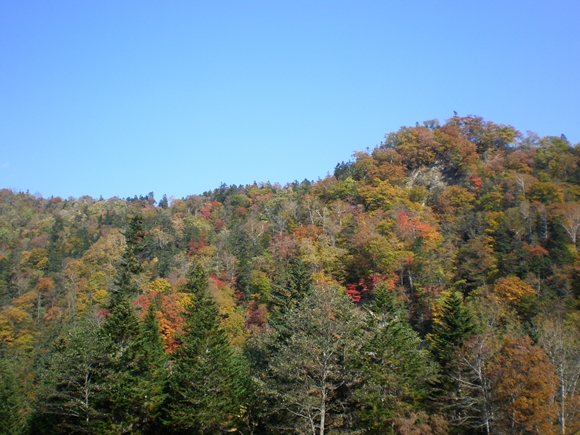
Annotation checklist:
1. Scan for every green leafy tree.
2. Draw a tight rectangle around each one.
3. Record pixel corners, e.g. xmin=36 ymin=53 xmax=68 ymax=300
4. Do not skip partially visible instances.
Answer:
xmin=537 ymin=309 xmax=580 ymax=435
xmin=258 ymin=284 xmax=363 ymax=435
xmin=32 ymin=318 xmax=111 ymax=434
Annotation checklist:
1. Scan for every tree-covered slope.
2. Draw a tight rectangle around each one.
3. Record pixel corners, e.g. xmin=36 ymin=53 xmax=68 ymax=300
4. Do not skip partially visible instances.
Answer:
xmin=2 ymin=115 xmax=580 ymax=434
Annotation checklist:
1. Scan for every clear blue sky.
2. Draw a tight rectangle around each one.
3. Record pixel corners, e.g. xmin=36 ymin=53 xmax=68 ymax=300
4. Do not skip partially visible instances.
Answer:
xmin=1 ymin=1 xmax=579 ymax=200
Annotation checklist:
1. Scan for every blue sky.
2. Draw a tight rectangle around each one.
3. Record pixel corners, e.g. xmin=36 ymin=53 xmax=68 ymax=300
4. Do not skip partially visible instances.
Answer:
xmin=1 ymin=1 xmax=579 ymax=200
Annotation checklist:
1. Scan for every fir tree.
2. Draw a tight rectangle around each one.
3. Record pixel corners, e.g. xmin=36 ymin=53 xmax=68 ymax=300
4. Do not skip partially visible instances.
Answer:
xmin=165 ymin=261 xmax=247 ymax=434
xmin=46 ymin=215 xmax=65 ymax=273
xmin=131 ymin=301 xmax=168 ymax=434
xmin=269 ymin=259 xmax=314 ymax=325
xmin=99 ymin=215 xmax=167 ymax=433
xmin=426 ymin=290 xmax=476 ymax=426
xmin=102 ymin=297 xmax=167 ymax=434
xmin=100 ymin=300 xmax=167 ymax=434
xmin=0 ymin=358 xmax=28 ymax=435
xmin=158 ymin=194 xmax=169 ymax=209
xmin=98 ymin=297 xmax=142 ymax=433
xmin=428 ymin=291 xmax=476 ymax=368
xmin=111 ymin=215 xmax=144 ymax=305
xmin=355 ymin=282 xmax=438 ymax=432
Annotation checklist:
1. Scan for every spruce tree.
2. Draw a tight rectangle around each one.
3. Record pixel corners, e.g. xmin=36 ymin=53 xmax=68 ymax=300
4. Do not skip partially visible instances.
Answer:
xmin=46 ymin=215 xmax=65 ymax=273
xmin=355 ymin=282 xmax=437 ymax=432
xmin=426 ymin=290 xmax=476 ymax=424
xmin=0 ymin=357 xmax=28 ymax=435
xmin=99 ymin=214 xmax=168 ymax=433
xmin=99 ymin=296 xmax=141 ymax=433
xmin=131 ymin=301 xmax=168 ymax=434
xmin=100 ymin=299 xmax=167 ymax=434
xmin=165 ymin=261 xmax=247 ymax=434
xmin=269 ymin=259 xmax=314 ymax=327
xmin=428 ymin=291 xmax=475 ymax=368
xmin=110 ymin=215 xmax=143 ymax=305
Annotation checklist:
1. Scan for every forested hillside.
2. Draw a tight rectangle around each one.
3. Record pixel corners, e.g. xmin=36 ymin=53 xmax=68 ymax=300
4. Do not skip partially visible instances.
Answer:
xmin=2 ymin=115 xmax=580 ymax=434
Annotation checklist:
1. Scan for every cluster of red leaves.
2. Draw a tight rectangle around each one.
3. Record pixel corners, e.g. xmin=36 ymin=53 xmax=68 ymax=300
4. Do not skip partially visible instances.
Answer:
xmin=346 ymin=274 xmax=386 ymax=304
xmin=187 ymin=236 xmax=207 ymax=256
xmin=396 ymin=210 xmax=439 ymax=241
xmin=472 ymin=176 xmax=483 ymax=189
xmin=523 ymin=242 xmax=550 ymax=258
xmin=245 ymin=300 xmax=268 ymax=331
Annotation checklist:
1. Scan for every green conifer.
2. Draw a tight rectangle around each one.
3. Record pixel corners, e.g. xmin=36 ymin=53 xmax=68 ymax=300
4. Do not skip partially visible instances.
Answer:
xmin=98 ymin=215 xmax=167 ymax=433
xmin=0 ymin=358 xmax=28 ymax=435
xmin=356 ymin=282 xmax=437 ymax=431
xmin=111 ymin=215 xmax=144 ymax=305
xmin=269 ymin=259 xmax=313 ymax=326
xmin=428 ymin=291 xmax=475 ymax=368
xmin=165 ymin=261 xmax=247 ymax=434
xmin=426 ymin=290 xmax=476 ymax=423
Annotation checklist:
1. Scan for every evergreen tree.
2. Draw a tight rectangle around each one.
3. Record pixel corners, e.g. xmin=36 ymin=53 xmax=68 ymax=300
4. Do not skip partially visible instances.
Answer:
xmin=269 ymin=259 xmax=314 ymax=323
xmin=131 ymin=301 xmax=168 ymax=434
xmin=355 ymin=282 xmax=438 ymax=432
xmin=428 ymin=291 xmax=476 ymax=368
xmin=101 ymin=297 xmax=140 ymax=350
xmin=158 ymin=194 xmax=169 ymax=209
xmin=426 ymin=290 xmax=476 ymax=428
xmin=99 ymin=296 xmax=145 ymax=433
xmin=111 ymin=215 xmax=144 ymax=305
xmin=100 ymin=300 xmax=167 ymax=434
xmin=0 ymin=357 xmax=28 ymax=435
xmin=165 ymin=261 xmax=247 ymax=434
xmin=47 ymin=215 xmax=65 ymax=273
xmin=98 ymin=214 xmax=167 ymax=433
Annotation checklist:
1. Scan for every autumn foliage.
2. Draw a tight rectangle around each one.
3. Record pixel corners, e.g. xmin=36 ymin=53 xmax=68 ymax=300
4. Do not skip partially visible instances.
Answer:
xmin=1 ymin=115 xmax=580 ymax=434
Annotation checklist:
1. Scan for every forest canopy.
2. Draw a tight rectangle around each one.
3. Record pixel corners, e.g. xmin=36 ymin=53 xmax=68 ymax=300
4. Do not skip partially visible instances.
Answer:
xmin=2 ymin=115 xmax=580 ymax=434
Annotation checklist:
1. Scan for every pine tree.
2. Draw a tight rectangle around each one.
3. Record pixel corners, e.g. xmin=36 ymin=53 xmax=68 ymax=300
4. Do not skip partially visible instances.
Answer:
xmin=355 ymin=282 xmax=438 ymax=432
xmin=165 ymin=261 xmax=247 ymax=434
xmin=0 ymin=358 xmax=28 ymax=435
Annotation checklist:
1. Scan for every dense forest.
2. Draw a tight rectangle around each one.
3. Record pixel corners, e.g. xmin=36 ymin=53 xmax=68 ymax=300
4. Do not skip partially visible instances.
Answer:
xmin=2 ymin=115 xmax=580 ymax=434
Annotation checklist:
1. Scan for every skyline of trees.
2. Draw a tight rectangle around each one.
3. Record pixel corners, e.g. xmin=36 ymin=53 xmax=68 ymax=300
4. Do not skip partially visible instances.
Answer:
xmin=1 ymin=114 xmax=580 ymax=433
